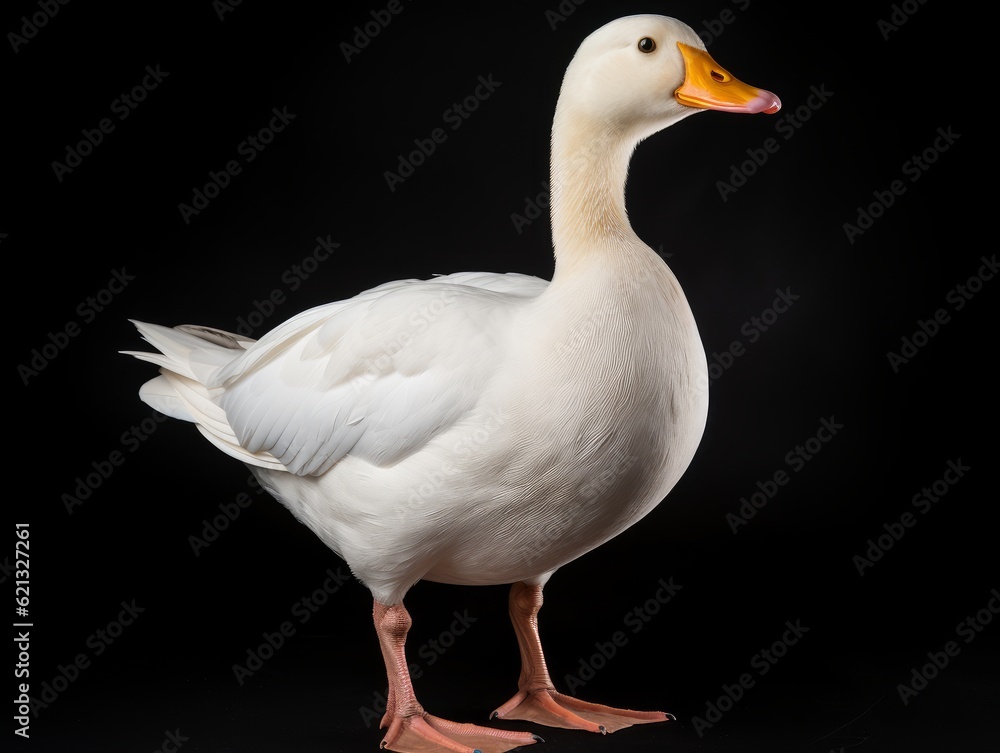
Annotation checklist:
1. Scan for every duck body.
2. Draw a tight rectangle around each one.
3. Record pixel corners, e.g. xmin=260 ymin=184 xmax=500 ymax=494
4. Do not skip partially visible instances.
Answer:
xmin=126 ymin=15 xmax=777 ymax=751
xmin=248 ymin=237 xmax=707 ymax=602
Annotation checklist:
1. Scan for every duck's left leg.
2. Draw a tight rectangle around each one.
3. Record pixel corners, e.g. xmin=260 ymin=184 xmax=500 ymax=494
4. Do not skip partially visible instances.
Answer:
xmin=491 ymin=581 xmax=674 ymax=734
xmin=374 ymin=600 xmax=541 ymax=753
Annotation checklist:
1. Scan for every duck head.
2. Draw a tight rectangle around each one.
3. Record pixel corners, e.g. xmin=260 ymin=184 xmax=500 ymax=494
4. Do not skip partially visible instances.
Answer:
xmin=555 ymin=15 xmax=780 ymax=140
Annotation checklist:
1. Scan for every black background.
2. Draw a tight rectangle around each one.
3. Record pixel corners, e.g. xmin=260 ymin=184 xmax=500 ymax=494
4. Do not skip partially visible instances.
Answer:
xmin=7 ymin=1 xmax=996 ymax=752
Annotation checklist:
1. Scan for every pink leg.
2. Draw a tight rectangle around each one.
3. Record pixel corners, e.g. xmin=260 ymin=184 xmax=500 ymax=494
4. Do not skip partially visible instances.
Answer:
xmin=373 ymin=600 xmax=541 ymax=753
xmin=491 ymin=582 xmax=674 ymax=734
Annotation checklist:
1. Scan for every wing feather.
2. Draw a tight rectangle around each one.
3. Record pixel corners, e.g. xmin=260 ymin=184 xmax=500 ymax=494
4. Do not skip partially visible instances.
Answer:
xmin=215 ymin=272 xmax=548 ymax=476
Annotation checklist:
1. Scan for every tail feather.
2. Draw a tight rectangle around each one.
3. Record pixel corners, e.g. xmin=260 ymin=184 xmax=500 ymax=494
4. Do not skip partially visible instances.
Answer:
xmin=138 ymin=375 xmax=196 ymax=422
xmin=170 ymin=375 xmax=234 ymax=436
xmin=175 ymin=324 xmax=255 ymax=350
xmin=123 ymin=320 xmax=284 ymax=471
xmin=195 ymin=424 xmax=287 ymax=471
xmin=123 ymin=320 xmax=250 ymax=383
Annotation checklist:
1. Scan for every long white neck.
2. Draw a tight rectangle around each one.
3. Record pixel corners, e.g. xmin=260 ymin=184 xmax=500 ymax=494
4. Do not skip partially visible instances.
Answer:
xmin=548 ymin=104 xmax=641 ymax=281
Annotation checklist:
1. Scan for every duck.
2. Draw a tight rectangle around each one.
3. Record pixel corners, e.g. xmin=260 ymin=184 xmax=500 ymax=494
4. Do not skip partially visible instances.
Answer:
xmin=124 ymin=14 xmax=779 ymax=753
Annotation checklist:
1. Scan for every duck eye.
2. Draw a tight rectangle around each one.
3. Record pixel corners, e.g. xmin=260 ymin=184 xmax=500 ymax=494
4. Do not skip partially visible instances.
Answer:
xmin=637 ymin=37 xmax=656 ymax=53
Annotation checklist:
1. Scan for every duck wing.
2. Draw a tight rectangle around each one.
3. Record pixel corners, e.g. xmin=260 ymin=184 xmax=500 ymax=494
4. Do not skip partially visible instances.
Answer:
xmin=202 ymin=271 xmax=546 ymax=476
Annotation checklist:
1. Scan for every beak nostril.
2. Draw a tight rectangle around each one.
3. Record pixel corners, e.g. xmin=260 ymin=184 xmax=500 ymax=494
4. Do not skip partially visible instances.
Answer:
xmin=711 ymin=70 xmax=726 ymax=83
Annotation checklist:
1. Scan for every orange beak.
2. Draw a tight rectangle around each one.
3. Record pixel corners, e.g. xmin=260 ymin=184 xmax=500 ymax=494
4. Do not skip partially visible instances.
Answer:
xmin=674 ymin=43 xmax=781 ymax=114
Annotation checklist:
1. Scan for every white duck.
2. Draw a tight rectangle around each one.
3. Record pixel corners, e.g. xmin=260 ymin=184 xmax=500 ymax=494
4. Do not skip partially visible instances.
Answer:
xmin=125 ymin=15 xmax=778 ymax=753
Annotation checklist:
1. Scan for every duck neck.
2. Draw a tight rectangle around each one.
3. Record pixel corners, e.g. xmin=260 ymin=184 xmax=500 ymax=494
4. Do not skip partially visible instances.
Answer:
xmin=549 ymin=107 xmax=639 ymax=279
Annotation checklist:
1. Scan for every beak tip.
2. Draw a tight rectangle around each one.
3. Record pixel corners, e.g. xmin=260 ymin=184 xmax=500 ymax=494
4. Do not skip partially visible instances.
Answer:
xmin=758 ymin=92 xmax=781 ymax=115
